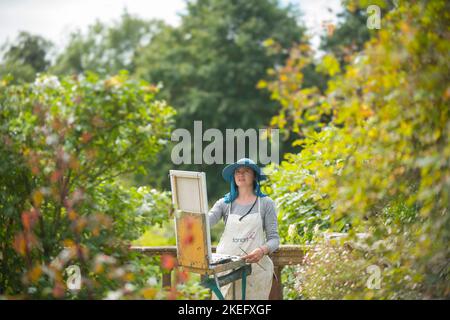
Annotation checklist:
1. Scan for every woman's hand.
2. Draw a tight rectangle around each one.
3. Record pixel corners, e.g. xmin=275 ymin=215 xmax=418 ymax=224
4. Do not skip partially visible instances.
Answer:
xmin=243 ymin=246 xmax=267 ymax=263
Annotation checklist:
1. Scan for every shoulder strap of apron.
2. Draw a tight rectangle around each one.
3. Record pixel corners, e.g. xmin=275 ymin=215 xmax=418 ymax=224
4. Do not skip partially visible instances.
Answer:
xmin=238 ymin=196 xmax=259 ymax=221
xmin=224 ymin=196 xmax=259 ymax=225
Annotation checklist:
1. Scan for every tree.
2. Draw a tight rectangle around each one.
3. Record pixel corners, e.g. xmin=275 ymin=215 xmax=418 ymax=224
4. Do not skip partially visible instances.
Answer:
xmin=319 ymin=0 xmax=398 ymax=67
xmin=134 ymin=0 xmax=308 ymax=200
xmin=0 ymin=72 xmax=177 ymax=298
xmin=0 ymin=32 xmax=53 ymax=83
xmin=319 ymin=1 xmax=371 ymax=66
xmin=51 ymin=11 xmax=165 ymax=76
xmin=263 ymin=0 xmax=449 ymax=298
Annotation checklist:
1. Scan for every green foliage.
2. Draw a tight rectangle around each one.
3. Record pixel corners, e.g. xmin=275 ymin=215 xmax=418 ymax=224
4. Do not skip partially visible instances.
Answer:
xmin=51 ymin=11 xmax=165 ymax=76
xmin=134 ymin=0 xmax=309 ymax=201
xmin=0 ymin=1 xmax=321 ymax=203
xmin=133 ymin=221 xmax=177 ymax=247
xmin=0 ymin=72 xmax=176 ymax=298
xmin=175 ymin=275 xmax=212 ymax=300
xmin=2 ymin=0 xmax=447 ymax=301
xmin=92 ymin=184 xmax=173 ymax=242
xmin=0 ymin=32 xmax=54 ymax=84
xmin=263 ymin=0 xmax=450 ymax=299
xmin=137 ymin=0 xmax=306 ymax=129
xmin=319 ymin=1 xmax=372 ymax=66
xmin=294 ymin=242 xmax=369 ymax=299
xmin=316 ymin=54 xmax=341 ymax=77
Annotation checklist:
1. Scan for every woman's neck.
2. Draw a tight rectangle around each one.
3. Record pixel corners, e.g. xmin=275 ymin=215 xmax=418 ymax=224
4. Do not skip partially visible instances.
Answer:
xmin=237 ymin=186 xmax=256 ymax=202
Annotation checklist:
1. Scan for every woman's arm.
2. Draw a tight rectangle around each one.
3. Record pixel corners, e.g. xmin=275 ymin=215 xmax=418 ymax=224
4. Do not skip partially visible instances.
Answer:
xmin=263 ymin=198 xmax=280 ymax=254
xmin=207 ymin=198 xmax=225 ymax=227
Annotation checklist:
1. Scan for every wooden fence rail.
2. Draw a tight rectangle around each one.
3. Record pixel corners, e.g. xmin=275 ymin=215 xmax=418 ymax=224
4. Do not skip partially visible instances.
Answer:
xmin=130 ymin=245 xmax=305 ymax=300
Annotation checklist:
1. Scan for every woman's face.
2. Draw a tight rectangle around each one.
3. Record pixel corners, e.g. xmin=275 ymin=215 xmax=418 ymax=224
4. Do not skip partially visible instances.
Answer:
xmin=234 ymin=166 xmax=255 ymax=188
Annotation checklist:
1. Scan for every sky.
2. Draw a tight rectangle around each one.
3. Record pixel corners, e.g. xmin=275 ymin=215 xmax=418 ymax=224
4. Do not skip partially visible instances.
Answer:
xmin=0 ymin=0 xmax=342 ymax=52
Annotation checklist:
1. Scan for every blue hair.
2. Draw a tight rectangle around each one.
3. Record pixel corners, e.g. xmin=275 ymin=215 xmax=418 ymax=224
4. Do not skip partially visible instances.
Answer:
xmin=223 ymin=175 xmax=267 ymax=203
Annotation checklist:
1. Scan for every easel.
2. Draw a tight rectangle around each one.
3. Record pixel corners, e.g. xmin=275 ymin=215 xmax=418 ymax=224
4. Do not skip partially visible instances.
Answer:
xmin=169 ymin=170 xmax=252 ymax=300
xmin=200 ymin=263 xmax=251 ymax=300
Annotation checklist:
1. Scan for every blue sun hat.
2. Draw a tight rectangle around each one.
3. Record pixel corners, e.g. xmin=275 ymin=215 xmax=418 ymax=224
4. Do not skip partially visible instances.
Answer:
xmin=222 ymin=158 xmax=267 ymax=203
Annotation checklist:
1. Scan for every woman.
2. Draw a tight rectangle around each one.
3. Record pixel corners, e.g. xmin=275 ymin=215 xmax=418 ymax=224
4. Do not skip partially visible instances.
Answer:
xmin=208 ymin=158 xmax=280 ymax=300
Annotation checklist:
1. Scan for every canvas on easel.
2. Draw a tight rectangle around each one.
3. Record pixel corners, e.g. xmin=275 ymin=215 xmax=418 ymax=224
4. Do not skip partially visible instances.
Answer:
xmin=169 ymin=170 xmax=213 ymax=272
xmin=169 ymin=170 xmax=244 ymax=275
xmin=169 ymin=170 xmax=251 ymax=300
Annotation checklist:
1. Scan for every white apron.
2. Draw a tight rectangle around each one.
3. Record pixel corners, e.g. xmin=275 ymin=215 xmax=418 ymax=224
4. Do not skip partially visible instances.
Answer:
xmin=213 ymin=197 xmax=274 ymax=300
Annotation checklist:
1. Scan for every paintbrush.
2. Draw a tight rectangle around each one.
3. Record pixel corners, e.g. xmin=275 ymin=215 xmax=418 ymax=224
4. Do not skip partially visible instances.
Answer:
xmin=239 ymin=247 xmax=266 ymax=271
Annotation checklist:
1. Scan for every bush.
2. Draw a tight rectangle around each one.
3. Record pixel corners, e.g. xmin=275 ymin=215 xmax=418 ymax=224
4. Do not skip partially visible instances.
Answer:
xmin=262 ymin=0 xmax=449 ymax=299
xmin=0 ymin=72 xmax=177 ymax=299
